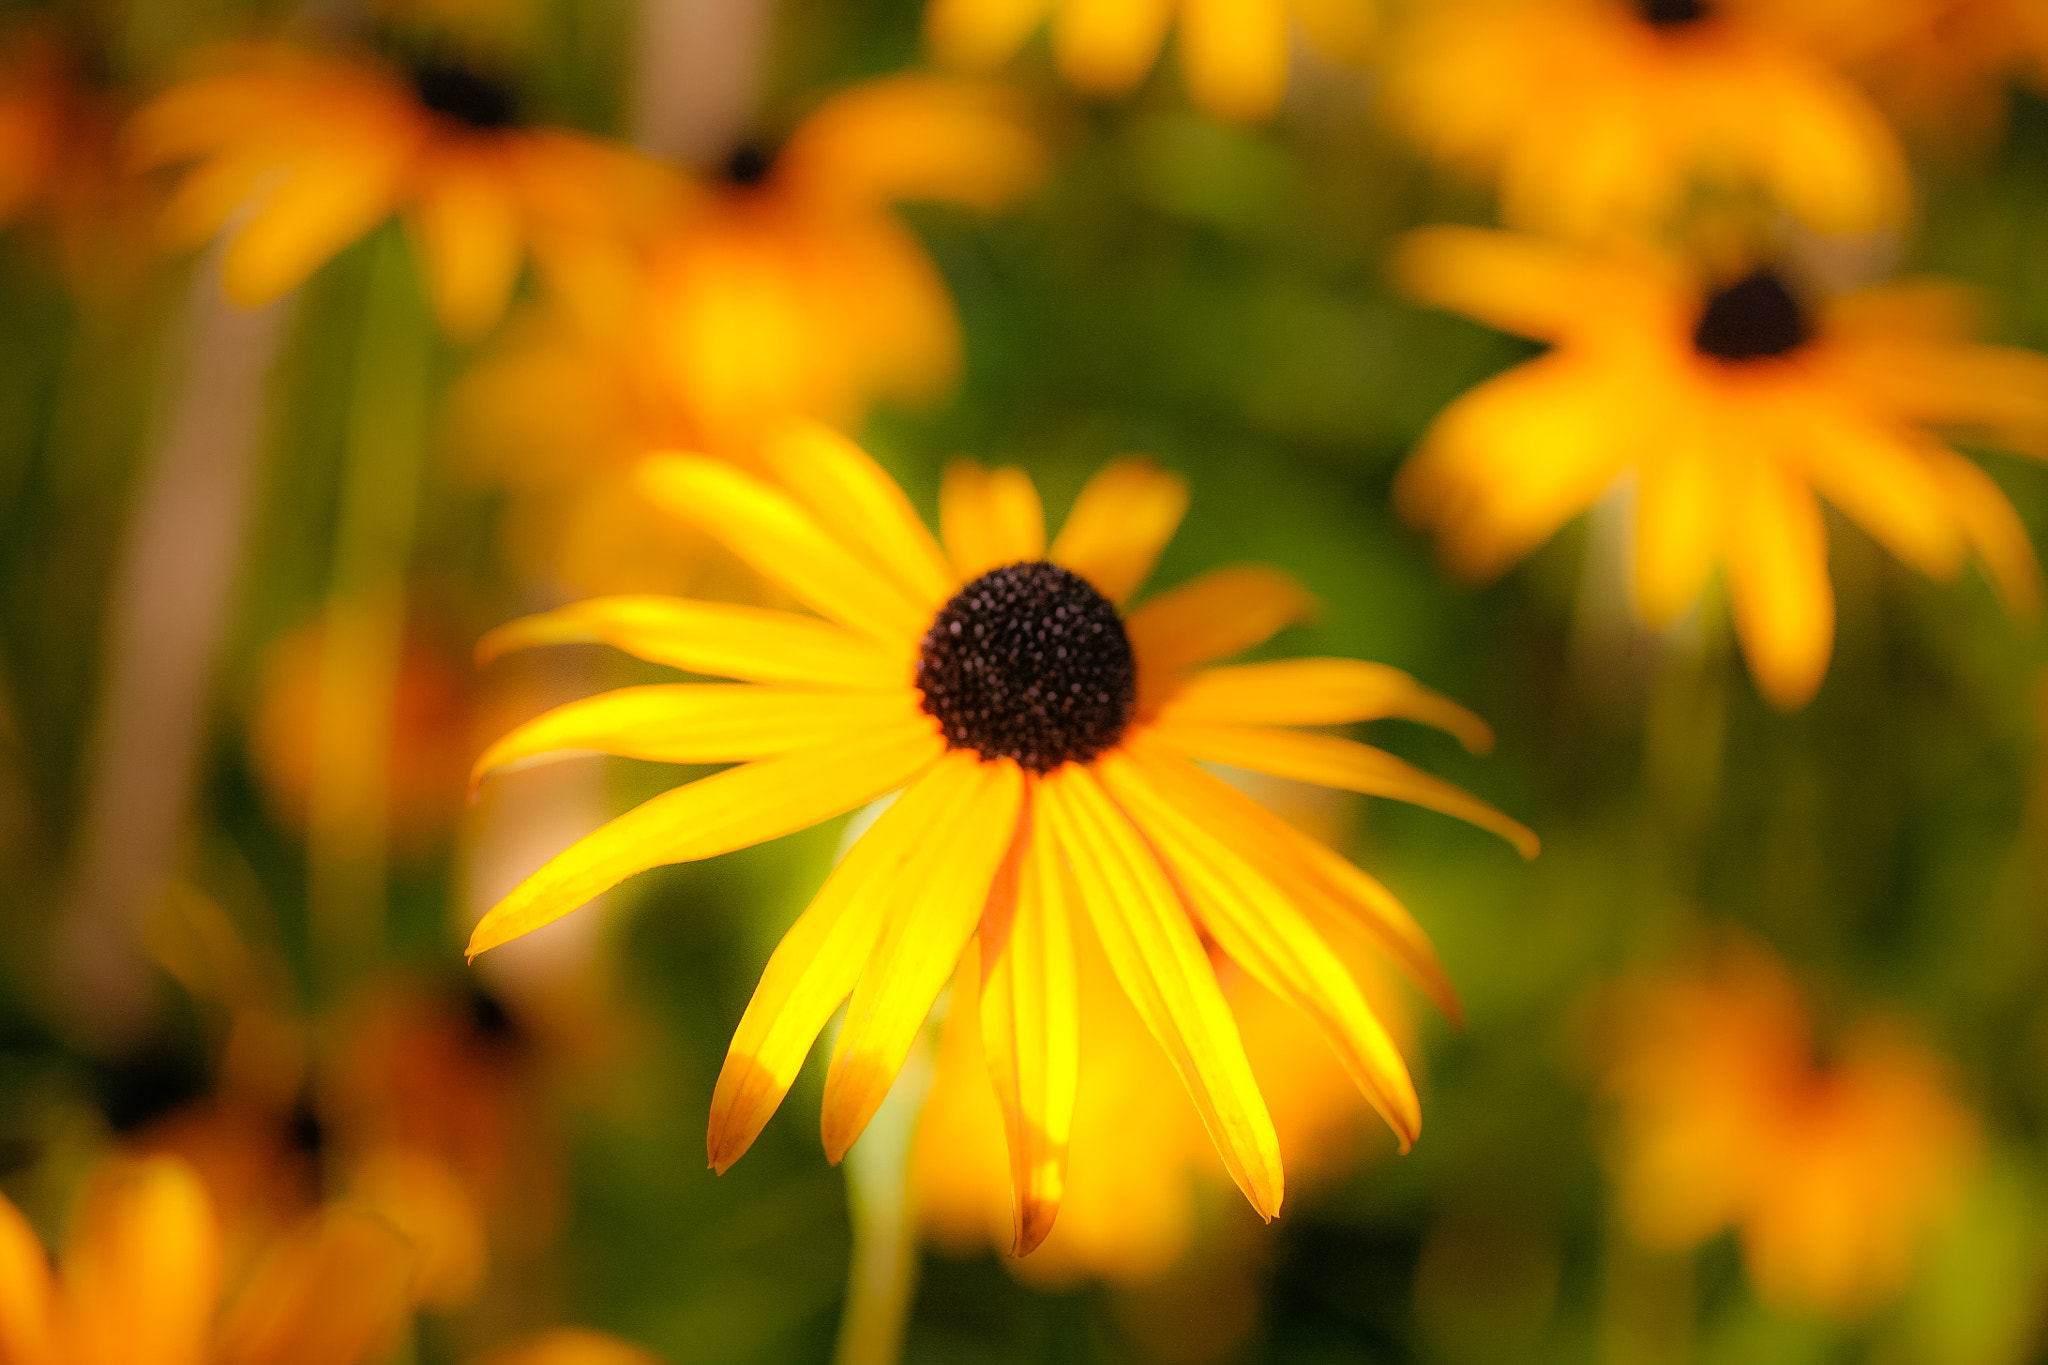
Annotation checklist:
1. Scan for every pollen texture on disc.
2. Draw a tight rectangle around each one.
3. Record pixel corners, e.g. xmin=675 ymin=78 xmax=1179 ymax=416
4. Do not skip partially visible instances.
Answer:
xmin=916 ymin=562 xmax=1136 ymax=773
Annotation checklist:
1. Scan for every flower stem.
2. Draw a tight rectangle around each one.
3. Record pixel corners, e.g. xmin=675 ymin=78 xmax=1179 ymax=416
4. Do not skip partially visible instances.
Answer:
xmin=833 ymin=1025 xmax=935 ymax=1365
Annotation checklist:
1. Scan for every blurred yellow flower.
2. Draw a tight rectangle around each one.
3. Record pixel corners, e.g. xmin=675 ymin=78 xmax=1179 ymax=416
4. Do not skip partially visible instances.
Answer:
xmin=128 ymin=42 xmax=672 ymax=336
xmin=0 ymin=1153 xmax=417 ymax=1365
xmin=924 ymin=0 xmax=1375 ymax=122
xmin=1396 ymin=226 xmax=2048 ymax=708
xmin=1382 ymin=0 xmax=1909 ymax=239
xmin=637 ymin=77 xmax=1042 ymax=447
xmin=469 ymin=419 xmax=1532 ymax=1250
xmin=1848 ymin=0 xmax=2048 ymax=140
xmin=1594 ymin=943 xmax=1978 ymax=1319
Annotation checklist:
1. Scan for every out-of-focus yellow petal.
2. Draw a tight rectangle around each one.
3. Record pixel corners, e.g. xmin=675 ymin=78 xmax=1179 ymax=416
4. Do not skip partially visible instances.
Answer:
xmin=940 ymin=462 xmax=1047 ymax=581
xmin=777 ymin=76 xmax=1044 ymax=212
xmin=823 ymin=758 xmax=1025 ymax=1161
xmin=213 ymin=1207 xmax=414 ymax=1365
xmin=1047 ymin=459 xmax=1189 ymax=604
xmin=473 ymin=1330 xmax=666 ymax=1365
xmin=762 ymin=420 xmax=955 ymax=608
xmin=1158 ymin=658 xmax=1493 ymax=752
xmin=471 ymin=686 xmax=920 ymax=790
xmin=1152 ymin=720 xmax=1538 ymax=858
xmin=1179 ymin=0 xmax=1291 ymax=121
xmin=1124 ymin=566 xmax=1318 ymax=709
xmin=219 ymin=136 xmax=414 ymax=305
xmin=978 ymin=781 xmax=1079 ymax=1254
xmin=467 ymin=720 xmax=945 ymax=956
xmin=1395 ymin=226 xmax=1616 ymax=343
xmin=1797 ymin=409 xmax=1963 ymax=581
xmin=1036 ymin=763 xmax=1283 ymax=1219
xmin=638 ymin=456 xmax=930 ymax=643
xmin=1925 ymin=446 xmax=2042 ymax=616
xmin=1749 ymin=60 xmax=1909 ymax=237
xmin=349 ymin=1147 xmax=483 ymax=1308
xmin=476 ymin=596 xmax=910 ymax=689
xmin=1098 ymin=750 xmax=1422 ymax=1148
xmin=926 ymin=0 xmax=1057 ymax=72
xmin=0 ymin=1190 xmax=55 ymax=1365
xmin=1289 ymin=0 xmax=1375 ymax=65
xmin=707 ymin=750 xmax=994 ymax=1171
xmin=408 ymin=141 xmax=523 ymax=340
xmin=1053 ymin=0 xmax=1173 ymax=94
xmin=61 ymin=1157 xmax=217 ymax=1365
xmin=1633 ymin=431 xmax=1723 ymax=628
xmin=1726 ymin=455 xmax=1834 ymax=710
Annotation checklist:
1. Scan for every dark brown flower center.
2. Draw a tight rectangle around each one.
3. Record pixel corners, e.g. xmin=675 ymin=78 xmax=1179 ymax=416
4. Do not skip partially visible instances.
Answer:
xmin=411 ymin=61 xmax=519 ymax=129
xmin=722 ymin=142 xmax=775 ymax=186
xmin=1638 ymin=0 xmax=1709 ymax=26
xmin=915 ymin=562 xmax=1135 ymax=774
xmin=1692 ymin=270 xmax=1809 ymax=362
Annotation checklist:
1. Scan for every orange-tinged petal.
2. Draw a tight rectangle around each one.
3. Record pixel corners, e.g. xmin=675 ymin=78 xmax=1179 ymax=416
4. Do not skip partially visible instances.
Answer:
xmin=978 ymin=780 xmax=1079 ymax=1253
xmin=1098 ymin=750 xmax=1421 ymax=1147
xmin=1036 ymin=763 xmax=1283 ymax=1219
xmin=1926 ymin=447 xmax=2041 ymax=616
xmin=467 ymin=719 xmax=945 ymax=956
xmin=213 ymin=1207 xmax=414 ymax=1365
xmin=470 ymin=685 xmax=922 ymax=791
xmin=940 ymin=462 xmax=1047 ymax=580
xmin=1158 ymin=658 xmax=1493 ymax=752
xmin=1125 ymin=565 xmax=1317 ymax=711
xmin=408 ymin=140 xmax=523 ymax=339
xmin=776 ymin=76 xmax=1043 ymax=212
xmin=0 ymin=1191 xmax=55 ymax=1365
xmin=762 ymin=419 xmax=955 ymax=608
xmin=1179 ymin=0 xmax=1290 ymax=120
xmin=1633 ymin=433 xmax=1723 ymax=628
xmin=823 ymin=757 xmax=1025 ymax=1160
xmin=1727 ymin=455 xmax=1835 ymax=710
xmin=1052 ymin=0 xmax=1172 ymax=93
xmin=61 ymin=1157 xmax=217 ymax=1365
xmin=1395 ymin=226 xmax=1615 ymax=343
xmin=1796 ymin=410 xmax=1962 ymax=581
xmin=476 ymin=595 xmax=910 ymax=688
xmin=638 ymin=456 xmax=930 ymax=643
xmin=472 ymin=1330 xmax=665 ymax=1365
xmin=1152 ymin=719 xmax=1538 ymax=858
xmin=927 ymin=0 xmax=1057 ymax=72
xmin=1289 ymin=0 xmax=1375 ymax=65
xmin=1750 ymin=62 xmax=1907 ymax=236
xmin=1048 ymin=459 xmax=1189 ymax=604
xmin=219 ymin=140 xmax=413 ymax=305
xmin=707 ymin=751 xmax=998 ymax=1171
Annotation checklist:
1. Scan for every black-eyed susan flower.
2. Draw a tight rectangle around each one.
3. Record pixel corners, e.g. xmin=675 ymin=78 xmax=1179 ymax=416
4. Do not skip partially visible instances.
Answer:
xmin=1382 ymin=0 xmax=1910 ymax=239
xmin=923 ymin=0 xmax=1375 ymax=122
xmin=128 ymin=42 xmax=672 ymax=337
xmin=1396 ymin=226 xmax=2048 ymax=708
xmin=468 ymin=419 xmax=1534 ymax=1250
xmin=636 ymin=77 xmax=1042 ymax=448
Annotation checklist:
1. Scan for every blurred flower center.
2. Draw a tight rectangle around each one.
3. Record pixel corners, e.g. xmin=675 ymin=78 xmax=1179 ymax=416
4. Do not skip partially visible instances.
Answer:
xmin=411 ymin=60 xmax=518 ymax=129
xmin=1692 ymin=270 xmax=1809 ymax=362
xmin=1636 ymin=0 xmax=1709 ymax=26
xmin=721 ymin=142 xmax=775 ymax=186
xmin=915 ymin=561 xmax=1136 ymax=773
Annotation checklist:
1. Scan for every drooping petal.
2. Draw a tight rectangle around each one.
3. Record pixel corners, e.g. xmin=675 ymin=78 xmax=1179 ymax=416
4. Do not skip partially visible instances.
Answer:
xmin=1796 ymin=407 xmax=1963 ymax=582
xmin=707 ymin=752 xmax=990 ymax=1171
xmin=775 ymin=76 xmax=1044 ymax=213
xmin=1924 ymin=446 xmax=2042 ymax=616
xmin=212 ymin=1207 xmax=415 ymax=1365
xmin=1048 ymin=459 xmax=1189 ymax=605
xmin=407 ymin=139 xmax=524 ymax=340
xmin=1394 ymin=226 xmax=1619 ymax=343
xmin=475 ymin=595 xmax=910 ymax=689
xmin=1157 ymin=658 xmax=1493 ymax=752
xmin=1726 ymin=455 xmax=1835 ymax=710
xmin=940 ymin=461 xmax=1047 ymax=581
xmin=1052 ymin=0 xmax=1173 ymax=94
xmin=60 ymin=1158 xmax=217 ymax=1365
xmin=1179 ymin=0 xmax=1290 ymax=121
xmin=1097 ymin=750 xmax=1421 ymax=1148
xmin=823 ymin=758 xmax=1026 ymax=1161
xmin=470 ymin=686 xmax=923 ymax=791
xmin=467 ymin=719 xmax=946 ymax=956
xmin=470 ymin=1330 xmax=666 ymax=1365
xmin=1036 ymin=763 xmax=1283 ymax=1219
xmin=1152 ymin=720 xmax=1539 ymax=858
xmin=218 ymin=132 xmax=415 ymax=305
xmin=978 ymin=780 xmax=1079 ymax=1254
xmin=762 ymin=419 xmax=956 ymax=608
xmin=637 ymin=456 xmax=931 ymax=643
xmin=0 ymin=1191 xmax=55 ymax=1365
xmin=927 ymin=0 xmax=1057 ymax=73
xmin=1124 ymin=565 xmax=1317 ymax=711
xmin=1633 ymin=431 xmax=1724 ymax=628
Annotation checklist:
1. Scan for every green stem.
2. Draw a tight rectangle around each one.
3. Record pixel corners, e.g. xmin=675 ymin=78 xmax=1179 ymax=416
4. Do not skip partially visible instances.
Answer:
xmin=833 ymin=1026 xmax=936 ymax=1365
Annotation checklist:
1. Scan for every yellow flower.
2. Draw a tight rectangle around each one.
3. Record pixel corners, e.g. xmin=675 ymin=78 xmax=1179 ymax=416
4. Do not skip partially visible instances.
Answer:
xmin=1847 ymin=0 xmax=2048 ymax=141
xmin=1396 ymin=227 xmax=2048 ymax=708
xmin=1382 ymin=0 xmax=1909 ymax=238
xmin=923 ymin=0 xmax=1375 ymax=122
xmin=637 ymin=77 xmax=1042 ymax=447
xmin=469 ymin=418 xmax=1534 ymax=1250
xmin=1593 ymin=943 xmax=1978 ymax=1319
xmin=128 ymin=42 xmax=672 ymax=336
xmin=0 ymin=1153 xmax=418 ymax=1365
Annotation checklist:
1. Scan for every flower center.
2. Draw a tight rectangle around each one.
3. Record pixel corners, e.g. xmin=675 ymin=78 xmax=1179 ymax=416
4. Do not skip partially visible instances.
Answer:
xmin=722 ymin=142 xmax=775 ymax=186
xmin=1692 ymin=270 xmax=1809 ymax=362
xmin=1637 ymin=0 xmax=1709 ymax=25
xmin=411 ymin=60 xmax=519 ymax=129
xmin=915 ymin=562 xmax=1136 ymax=774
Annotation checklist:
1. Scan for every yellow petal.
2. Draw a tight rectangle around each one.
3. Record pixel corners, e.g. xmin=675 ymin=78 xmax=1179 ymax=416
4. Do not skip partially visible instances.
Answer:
xmin=1036 ymin=763 xmax=1283 ymax=1219
xmin=927 ymin=0 xmax=1057 ymax=71
xmin=1048 ymin=459 xmax=1189 ymax=604
xmin=823 ymin=758 xmax=1026 ymax=1160
xmin=467 ymin=720 xmax=945 ymax=956
xmin=1394 ymin=226 xmax=1611 ymax=343
xmin=1097 ymin=750 xmax=1421 ymax=1148
xmin=1124 ymin=565 xmax=1318 ymax=712
xmin=707 ymin=750 xmax=997 ymax=1171
xmin=762 ymin=419 xmax=955 ymax=608
xmin=1797 ymin=410 xmax=1962 ymax=582
xmin=475 ymin=595 xmax=909 ymax=689
xmin=1052 ymin=0 xmax=1172 ymax=93
xmin=940 ymin=461 xmax=1047 ymax=581
xmin=1151 ymin=720 xmax=1538 ymax=858
xmin=1633 ymin=434 xmax=1723 ymax=628
xmin=776 ymin=76 xmax=1044 ymax=212
xmin=1179 ymin=0 xmax=1290 ymax=121
xmin=977 ymin=780 xmax=1079 ymax=1254
xmin=213 ymin=1207 xmax=415 ymax=1365
xmin=0 ymin=1190 xmax=55 ymax=1365
xmin=1158 ymin=658 xmax=1493 ymax=752
xmin=1750 ymin=61 xmax=1907 ymax=236
xmin=1726 ymin=456 xmax=1835 ymax=710
xmin=472 ymin=1330 xmax=665 ymax=1365
xmin=471 ymin=685 xmax=921 ymax=791
xmin=1925 ymin=447 xmax=2042 ymax=617
xmin=61 ymin=1157 xmax=218 ymax=1365
xmin=219 ymin=140 xmax=412 ymax=305
xmin=407 ymin=140 xmax=524 ymax=340
xmin=638 ymin=456 xmax=930 ymax=643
